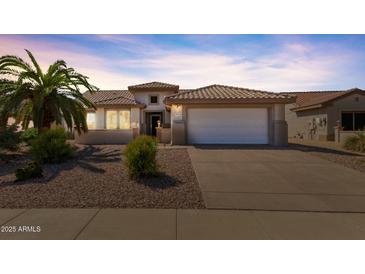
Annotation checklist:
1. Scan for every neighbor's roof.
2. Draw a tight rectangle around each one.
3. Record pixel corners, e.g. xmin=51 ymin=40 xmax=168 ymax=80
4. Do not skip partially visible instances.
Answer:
xmin=284 ymin=88 xmax=364 ymax=111
xmin=128 ymin=81 xmax=179 ymax=91
xmin=164 ymin=84 xmax=295 ymax=104
xmin=83 ymin=90 xmax=145 ymax=107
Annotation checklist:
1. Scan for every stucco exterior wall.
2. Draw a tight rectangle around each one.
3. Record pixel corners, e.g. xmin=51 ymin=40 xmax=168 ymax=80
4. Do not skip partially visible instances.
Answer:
xmin=75 ymin=130 xmax=133 ymax=144
xmin=95 ymin=107 xmax=105 ymax=129
xmin=285 ymin=103 xmax=328 ymax=140
xmin=170 ymin=104 xmax=186 ymax=145
xmin=130 ymin=107 xmax=141 ymax=129
xmin=272 ymin=104 xmax=288 ymax=146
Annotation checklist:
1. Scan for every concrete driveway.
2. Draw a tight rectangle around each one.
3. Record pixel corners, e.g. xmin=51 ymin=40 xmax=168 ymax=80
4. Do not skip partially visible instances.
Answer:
xmin=188 ymin=146 xmax=365 ymax=212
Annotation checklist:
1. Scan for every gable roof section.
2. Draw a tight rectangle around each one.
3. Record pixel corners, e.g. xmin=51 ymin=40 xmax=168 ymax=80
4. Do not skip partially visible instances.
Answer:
xmin=83 ymin=90 xmax=145 ymax=107
xmin=164 ymin=84 xmax=295 ymax=104
xmin=285 ymin=88 xmax=364 ymax=111
xmin=128 ymin=81 xmax=179 ymax=92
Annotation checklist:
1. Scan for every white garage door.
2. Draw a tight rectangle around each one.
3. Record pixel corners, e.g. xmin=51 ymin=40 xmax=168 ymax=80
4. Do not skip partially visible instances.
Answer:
xmin=187 ymin=108 xmax=269 ymax=144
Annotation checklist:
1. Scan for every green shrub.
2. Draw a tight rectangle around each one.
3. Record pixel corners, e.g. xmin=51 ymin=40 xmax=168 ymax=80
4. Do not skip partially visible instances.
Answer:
xmin=343 ymin=133 xmax=365 ymax=152
xmin=30 ymin=128 xmax=74 ymax=163
xmin=124 ymin=135 xmax=158 ymax=179
xmin=15 ymin=162 xmax=43 ymax=181
xmin=20 ymin=128 xmax=38 ymax=145
xmin=0 ymin=124 xmax=20 ymax=151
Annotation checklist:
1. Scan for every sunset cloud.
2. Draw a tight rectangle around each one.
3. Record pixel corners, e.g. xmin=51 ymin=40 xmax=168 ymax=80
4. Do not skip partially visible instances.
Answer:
xmin=0 ymin=34 xmax=363 ymax=91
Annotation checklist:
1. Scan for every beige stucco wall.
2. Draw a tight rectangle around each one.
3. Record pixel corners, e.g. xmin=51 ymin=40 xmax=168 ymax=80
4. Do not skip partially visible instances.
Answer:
xmin=75 ymin=130 xmax=133 ymax=144
xmin=285 ymin=103 xmax=328 ymax=140
xmin=170 ymin=104 xmax=186 ymax=145
xmin=272 ymin=104 xmax=288 ymax=146
xmin=95 ymin=107 xmax=105 ymax=129
xmin=130 ymin=107 xmax=141 ymax=129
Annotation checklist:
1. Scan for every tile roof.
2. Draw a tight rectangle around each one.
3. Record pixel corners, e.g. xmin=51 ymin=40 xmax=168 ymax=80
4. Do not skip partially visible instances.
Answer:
xmin=128 ymin=81 xmax=179 ymax=91
xmin=83 ymin=90 xmax=144 ymax=107
xmin=164 ymin=84 xmax=295 ymax=104
xmin=284 ymin=88 xmax=364 ymax=111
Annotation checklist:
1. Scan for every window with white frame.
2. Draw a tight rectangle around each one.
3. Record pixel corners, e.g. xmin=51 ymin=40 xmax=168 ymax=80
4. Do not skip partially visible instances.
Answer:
xmin=106 ymin=110 xmax=131 ymax=130
xmin=86 ymin=112 xmax=96 ymax=129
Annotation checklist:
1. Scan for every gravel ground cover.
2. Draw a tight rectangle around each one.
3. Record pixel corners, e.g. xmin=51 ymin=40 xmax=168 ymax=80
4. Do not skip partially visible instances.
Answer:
xmin=0 ymin=145 xmax=205 ymax=208
xmin=289 ymin=141 xmax=365 ymax=174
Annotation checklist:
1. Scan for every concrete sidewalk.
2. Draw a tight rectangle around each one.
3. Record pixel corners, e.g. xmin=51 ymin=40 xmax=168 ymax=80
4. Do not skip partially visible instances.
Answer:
xmin=1 ymin=208 xmax=365 ymax=239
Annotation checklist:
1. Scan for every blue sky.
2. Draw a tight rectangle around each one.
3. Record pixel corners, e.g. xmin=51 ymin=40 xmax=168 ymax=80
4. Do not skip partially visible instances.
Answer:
xmin=1 ymin=34 xmax=365 ymax=91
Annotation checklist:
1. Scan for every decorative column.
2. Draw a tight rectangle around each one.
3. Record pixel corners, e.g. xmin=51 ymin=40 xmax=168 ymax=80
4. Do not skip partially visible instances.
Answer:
xmin=131 ymin=107 xmax=140 ymax=139
xmin=273 ymin=104 xmax=288 ymax=146
xmin=171 ymin=104 xmax=186 ymax=145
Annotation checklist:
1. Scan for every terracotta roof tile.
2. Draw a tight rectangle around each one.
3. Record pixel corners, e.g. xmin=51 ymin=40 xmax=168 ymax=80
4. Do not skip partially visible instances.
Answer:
xmin=128 ymin=81 xmax=179 ymax=91
xmin=165 ymin=84 xmax=294 ymax=104
xmin=284 ymin=88 xmax=364 ymax=110
xmin=83 ymin=90 xmax=144 ymax=107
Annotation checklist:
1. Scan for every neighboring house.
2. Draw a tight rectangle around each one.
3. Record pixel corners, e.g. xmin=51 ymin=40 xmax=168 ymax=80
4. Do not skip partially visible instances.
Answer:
xmin=76 ymin=81 xmax=295 ymax=146
xmin=285 ymin=88 xmax=365 ymax=142
xmin=7 ymin=117 xmax=34 ymax=131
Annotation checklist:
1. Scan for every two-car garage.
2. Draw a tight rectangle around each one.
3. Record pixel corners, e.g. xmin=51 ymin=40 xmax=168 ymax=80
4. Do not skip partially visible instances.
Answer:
xmin=186 ymin=108 xmax=269 ymax=144
xmin=165 ymin=84 xmax=294 ymax=146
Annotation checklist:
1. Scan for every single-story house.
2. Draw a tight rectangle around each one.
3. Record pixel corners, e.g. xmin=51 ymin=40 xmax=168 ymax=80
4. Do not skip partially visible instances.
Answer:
xmin=284 ymin=88 xmax=365 ymax=142
xmin=76 ymin=81 xmax=295 ymax=146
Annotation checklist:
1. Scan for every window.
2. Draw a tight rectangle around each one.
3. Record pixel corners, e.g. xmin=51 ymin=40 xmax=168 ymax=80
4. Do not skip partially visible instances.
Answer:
xmin=341 ymin=112 xmax=353 ymax=131
xmin=355 ymin=112 xmax=365 ymax=130
xmin=106 ymin=110 xmax=118 ymax=129
xmin=341 ymin=112 xmax=365 ymax=131
xmin=119 ymin=110 xmax=131 ymax=129
xmin=106 ymin=110 xmax=131 ymax=130
xmin=150 ymin=95 xmax=158 ymax=104
xmin=86 ymin=112 xmax=96 ymax=129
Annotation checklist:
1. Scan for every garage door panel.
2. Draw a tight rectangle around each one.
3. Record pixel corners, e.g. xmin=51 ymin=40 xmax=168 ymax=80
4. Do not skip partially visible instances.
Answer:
xmin=187 ymin=108 xmax=268 ymax=144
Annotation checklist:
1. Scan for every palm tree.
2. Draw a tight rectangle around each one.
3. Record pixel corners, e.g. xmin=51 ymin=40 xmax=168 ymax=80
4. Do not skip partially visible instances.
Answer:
xmin=0 ymin=49 xmax=98 ymax=134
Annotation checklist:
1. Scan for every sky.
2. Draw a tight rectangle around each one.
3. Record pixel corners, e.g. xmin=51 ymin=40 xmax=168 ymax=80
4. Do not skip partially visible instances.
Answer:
xmin=1 ymin=34 xmax=365 ymax=92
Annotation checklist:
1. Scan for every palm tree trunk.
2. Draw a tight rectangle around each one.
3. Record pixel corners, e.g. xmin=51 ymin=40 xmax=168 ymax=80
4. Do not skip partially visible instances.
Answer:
xmin=40 ymin=108 xmax=54 ymax=132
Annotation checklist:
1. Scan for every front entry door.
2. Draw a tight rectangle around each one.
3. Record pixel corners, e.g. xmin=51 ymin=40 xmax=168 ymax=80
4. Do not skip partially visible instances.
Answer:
xmin=150 ymin=114 xmax=161 ymax=136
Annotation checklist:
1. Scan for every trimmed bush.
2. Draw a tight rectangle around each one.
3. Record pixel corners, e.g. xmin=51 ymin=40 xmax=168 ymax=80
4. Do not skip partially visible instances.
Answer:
xmin=124 ymin=135 xmax=158 ymax=179
xmin=343 ymin=133 xmax=365 ymax=153
xmin=20 ymin=128 xmax=38 ymax=145
xmin=30 ymin=128 xmax=74 ymax=163
xmin=0 ymin=124 xmax=20 ymax=151
xmin=15 ymin=162 xmax=43 ymax=181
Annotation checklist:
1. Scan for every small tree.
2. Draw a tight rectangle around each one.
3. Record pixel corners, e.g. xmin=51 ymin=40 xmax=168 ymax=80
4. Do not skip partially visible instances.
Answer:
xmin=124 ymin=136 xmax=158 ymax=179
